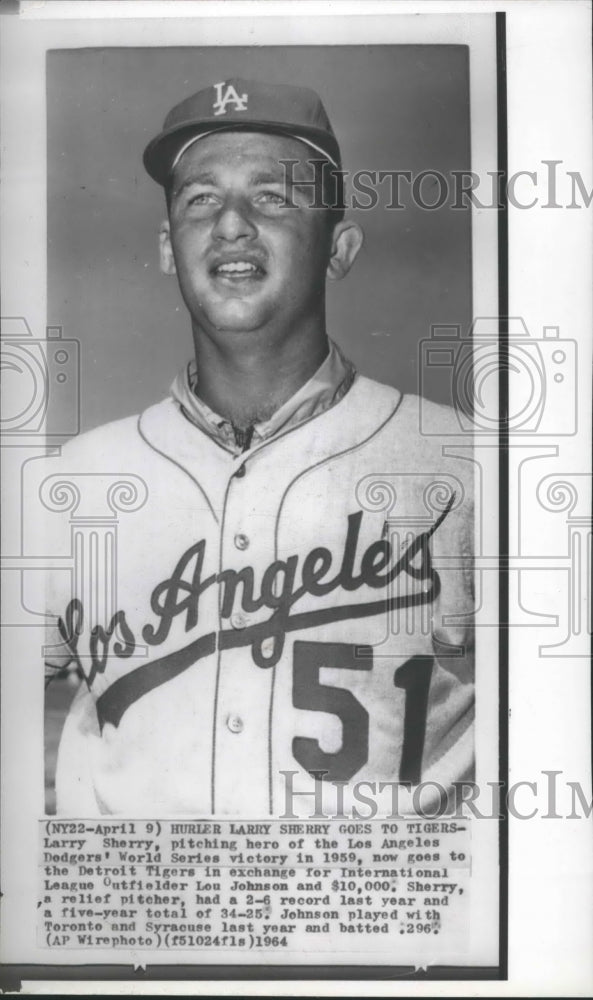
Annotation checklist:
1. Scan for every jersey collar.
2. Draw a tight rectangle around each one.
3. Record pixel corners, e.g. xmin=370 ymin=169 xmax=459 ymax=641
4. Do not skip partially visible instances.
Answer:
xmin=170 ymin=338 xmax=356 ymax=456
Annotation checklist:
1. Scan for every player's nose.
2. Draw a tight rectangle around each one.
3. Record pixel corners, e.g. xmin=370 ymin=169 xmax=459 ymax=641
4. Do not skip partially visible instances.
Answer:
xmin=212 ymin=195 xmax=258 ymax=242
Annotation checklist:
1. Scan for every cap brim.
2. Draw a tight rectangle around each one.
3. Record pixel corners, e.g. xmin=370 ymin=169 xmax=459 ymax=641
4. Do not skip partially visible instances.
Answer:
xmin=143 ymin=120 xmax=341 ymax=185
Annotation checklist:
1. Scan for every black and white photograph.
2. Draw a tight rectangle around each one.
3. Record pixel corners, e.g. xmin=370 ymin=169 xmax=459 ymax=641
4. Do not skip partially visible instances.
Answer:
xmin=1 ymin=1 xmax=591 ymax=995
xmin=42 ymin=43 xmax=481 ymax=822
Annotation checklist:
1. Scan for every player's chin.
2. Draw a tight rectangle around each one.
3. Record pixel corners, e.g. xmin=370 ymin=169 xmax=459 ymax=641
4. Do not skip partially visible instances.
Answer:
xmin=206 ymin=299 xmax=272 ymax=334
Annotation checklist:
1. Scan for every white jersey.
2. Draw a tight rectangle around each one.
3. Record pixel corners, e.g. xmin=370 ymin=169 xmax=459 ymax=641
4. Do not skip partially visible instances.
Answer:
xmin=34 ymin=374 xmax=475 ymax=816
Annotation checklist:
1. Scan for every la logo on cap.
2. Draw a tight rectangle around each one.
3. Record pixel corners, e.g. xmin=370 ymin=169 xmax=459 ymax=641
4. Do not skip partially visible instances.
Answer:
xmin=212 ymin=81 xmax=248 ymax=117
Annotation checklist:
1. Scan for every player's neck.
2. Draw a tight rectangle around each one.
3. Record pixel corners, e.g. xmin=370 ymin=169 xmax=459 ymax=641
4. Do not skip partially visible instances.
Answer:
xmin=190 ymin=319 xmax=329 ymax=430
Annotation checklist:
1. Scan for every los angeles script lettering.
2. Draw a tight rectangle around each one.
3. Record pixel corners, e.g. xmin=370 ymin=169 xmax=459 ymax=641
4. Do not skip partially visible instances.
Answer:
xmin=58 ymin=503 xmax=453 ymax=727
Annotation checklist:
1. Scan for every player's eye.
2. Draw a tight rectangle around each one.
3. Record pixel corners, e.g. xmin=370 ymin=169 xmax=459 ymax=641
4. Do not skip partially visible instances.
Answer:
xmin=255 ymin=189 xmax=293 ymax=207
xmin=188 ymin=191 xmax=215 ymax=205
xmin=186 ymin=191 xmax=218 ymax=206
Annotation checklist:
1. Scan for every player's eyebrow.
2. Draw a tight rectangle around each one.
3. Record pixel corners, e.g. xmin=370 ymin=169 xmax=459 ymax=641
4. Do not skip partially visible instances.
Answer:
xmin=250 ymin=169 xmax=322 ymax=205
xmin=172 ymin=166 xmax=313 ymax=200
xmin=248 ymin=170 xmax=291 ymax=187
xmin=250 ymin=168 xmax=320 ymax=192
xmin=172 ymin=171 xmax=218 ymax=197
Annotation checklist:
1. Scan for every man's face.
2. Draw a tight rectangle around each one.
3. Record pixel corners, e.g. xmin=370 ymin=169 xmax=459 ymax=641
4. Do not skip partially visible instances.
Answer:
xmin=160 ymin=131 xmax=346 ymax=337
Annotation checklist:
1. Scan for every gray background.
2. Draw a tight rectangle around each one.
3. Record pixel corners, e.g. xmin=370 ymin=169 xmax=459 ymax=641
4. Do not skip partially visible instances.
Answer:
xmin=47 ymin=45 xmax=471 ymax=434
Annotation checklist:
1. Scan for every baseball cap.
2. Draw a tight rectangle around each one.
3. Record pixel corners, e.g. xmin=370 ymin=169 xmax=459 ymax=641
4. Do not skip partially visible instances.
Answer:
xmin=143 ymin=77 xmax=342 ymax=186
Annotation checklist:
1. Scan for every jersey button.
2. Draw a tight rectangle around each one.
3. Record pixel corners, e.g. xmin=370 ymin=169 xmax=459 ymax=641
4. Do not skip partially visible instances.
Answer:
xmin=234 ymin=533 xmax=250 ymax=550
xmin=261 ymin=637 xmax=275 ymax=657
xmin=226 ymin=714 xmax=244 ymax=734
xmin=230 ymin=611 xmax=249 ymax=630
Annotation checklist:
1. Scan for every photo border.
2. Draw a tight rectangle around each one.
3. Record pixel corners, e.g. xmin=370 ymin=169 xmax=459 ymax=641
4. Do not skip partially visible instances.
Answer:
xmin=0 ymin=9 xmax=507 ymax=990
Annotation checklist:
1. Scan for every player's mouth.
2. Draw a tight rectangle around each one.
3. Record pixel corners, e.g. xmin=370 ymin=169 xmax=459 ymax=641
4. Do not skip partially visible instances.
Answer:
xmin=210 ymin=256 xmax=267 ymax=284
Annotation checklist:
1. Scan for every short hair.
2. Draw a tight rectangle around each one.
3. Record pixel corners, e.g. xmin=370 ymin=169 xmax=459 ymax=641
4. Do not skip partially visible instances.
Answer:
xmin=164 ymin=151 xmax=345 ymax=229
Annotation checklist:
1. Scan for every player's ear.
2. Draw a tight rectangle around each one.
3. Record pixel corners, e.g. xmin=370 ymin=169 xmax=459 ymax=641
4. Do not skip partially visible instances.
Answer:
xmin=159 ymin=220 xmax=177 ymax=276
xmin=326 ymin=220 xmax=364 ymax=280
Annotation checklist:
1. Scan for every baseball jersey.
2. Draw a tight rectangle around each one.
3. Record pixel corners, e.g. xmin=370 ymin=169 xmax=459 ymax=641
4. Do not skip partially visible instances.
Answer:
xmin=37 ymin=373 xmax=475 ymax=816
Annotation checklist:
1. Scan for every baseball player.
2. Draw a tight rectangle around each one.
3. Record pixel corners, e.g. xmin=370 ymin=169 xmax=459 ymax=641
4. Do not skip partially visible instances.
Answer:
xmin=41 ymin=78 xmax=475 ymax=817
